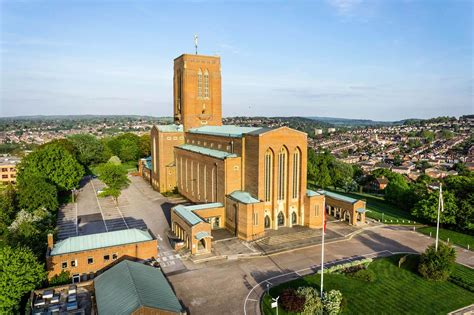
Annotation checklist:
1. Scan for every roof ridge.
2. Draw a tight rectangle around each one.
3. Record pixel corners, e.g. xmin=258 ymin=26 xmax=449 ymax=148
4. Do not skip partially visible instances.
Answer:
xmin=125 ymin=261 xmax=144 ymax=308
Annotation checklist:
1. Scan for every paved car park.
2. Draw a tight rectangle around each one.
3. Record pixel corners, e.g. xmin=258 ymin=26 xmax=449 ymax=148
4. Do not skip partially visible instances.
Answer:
xmin=56 ymin=175 xmax=187 ymax=274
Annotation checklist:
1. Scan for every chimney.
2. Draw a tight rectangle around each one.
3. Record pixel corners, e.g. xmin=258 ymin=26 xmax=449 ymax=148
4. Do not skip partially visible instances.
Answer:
xmin=47 ymin=233 xmax=54 ymax=250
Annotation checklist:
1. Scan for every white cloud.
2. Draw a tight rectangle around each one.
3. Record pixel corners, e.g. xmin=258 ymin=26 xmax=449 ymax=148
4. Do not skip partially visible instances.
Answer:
xmin=327 ymin=0 xmax=363 ymax=15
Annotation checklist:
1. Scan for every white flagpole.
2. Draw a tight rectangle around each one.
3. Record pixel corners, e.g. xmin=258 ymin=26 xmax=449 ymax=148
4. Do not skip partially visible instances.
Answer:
xmin=435 ymin=183 xmax=442 ymax=251
xmin=320 ymin=208 xmax=325 ymax=299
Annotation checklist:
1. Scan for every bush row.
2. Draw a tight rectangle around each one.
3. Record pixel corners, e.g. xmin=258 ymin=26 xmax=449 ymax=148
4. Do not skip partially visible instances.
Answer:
xmin=449 ymin=275 xmax=474 ymax=293
xmin=318 ymin=258 xmax=373 ymax=274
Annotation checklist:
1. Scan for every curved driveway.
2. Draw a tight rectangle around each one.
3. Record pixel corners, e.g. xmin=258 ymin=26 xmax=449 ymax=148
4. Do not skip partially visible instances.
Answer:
xmin=167 ymin=226 xmax=474 ymax=315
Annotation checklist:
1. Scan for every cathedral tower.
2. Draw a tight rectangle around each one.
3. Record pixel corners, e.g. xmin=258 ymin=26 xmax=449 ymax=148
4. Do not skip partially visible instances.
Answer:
xmin=173 ymin=54 xmax=222 ymax=131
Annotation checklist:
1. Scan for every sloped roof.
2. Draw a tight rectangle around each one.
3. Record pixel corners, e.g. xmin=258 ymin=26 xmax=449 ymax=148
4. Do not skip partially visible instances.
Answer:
xmin=50 ymin=229 xmax=153 ymax=256
xmin=173 ymin=203 xmax=224 ymax=226
xmin=195 ymin=231 xmax=212 ymax=240
xmin=95 ymin=260 xmax=183 ymax=315
xmin=229 ymin=191 xmax=260 ymax=204
xmin=187 ymin=125 xmax=261 ymax=138
xmin=176 ymin=144 xmax=237 ymax=159
xmin=306 ymin=189 xmax=322 ymax=197
xmin=317 ymin=189 xmax=359 ymax=204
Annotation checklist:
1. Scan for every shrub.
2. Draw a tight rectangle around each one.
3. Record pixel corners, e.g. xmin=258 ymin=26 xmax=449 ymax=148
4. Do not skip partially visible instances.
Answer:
xmin=418 ymin=243 xmax=456 ymax=281
xmin=297 ymin=286 xmax=323 ymax=315
xmin=350 ymin=269 xmax=377 ymax=282
xmin=280 ymin=288 xmax=306 ymax=313
xmin=49 ymin=270 xmax=71 ymax=286
xmin=322 ymin=289 xmax=343 ymax=315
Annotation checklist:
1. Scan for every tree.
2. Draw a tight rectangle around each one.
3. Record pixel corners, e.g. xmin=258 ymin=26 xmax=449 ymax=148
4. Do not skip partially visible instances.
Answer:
xmin=97 ymin=163 xmax=130 ymax=203
xmin=106 ymin=133 xmax=141 ymax=162
xmin=0 ymin=246 xmax=47 ymax=313
xmin=0 ymin=184 xmax=17 ymax=232
xmin=331 ymin=160 xmax=354 ymax=190
xmin=69 ymin=134 xmax=106 ymax=166
xmin=418 ymin=243 xmax=456 ymax=281
xmin=384 ymin=173 xmax=411 ymax=210
xmin=411 ymin=190 xmax=458 ymax=224
xmin=140 ymin=134 xmax=151 ymax=157
xmin=17 ymin=175 xmax=58 ymax=212
xmin=17 ymin=143 xmax=84 ymax=191
xmin=7 ymin=208 xmax=55 ymax=257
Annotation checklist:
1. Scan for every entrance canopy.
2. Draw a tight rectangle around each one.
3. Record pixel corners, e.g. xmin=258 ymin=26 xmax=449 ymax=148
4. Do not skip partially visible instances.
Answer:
xmin=195 ymin=231 xmax=213 ymax=241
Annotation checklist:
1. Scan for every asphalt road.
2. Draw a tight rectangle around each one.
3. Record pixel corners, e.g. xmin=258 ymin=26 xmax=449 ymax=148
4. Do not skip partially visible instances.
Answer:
xmin=167 ymin=226 xmax=474 ymax=315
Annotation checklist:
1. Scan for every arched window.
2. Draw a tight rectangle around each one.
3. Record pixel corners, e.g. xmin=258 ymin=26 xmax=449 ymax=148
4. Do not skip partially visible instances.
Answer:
xmin=197 ymin=69 xmax=203 ymax=97
xmin=277 ymin=147 xmax=288 ymax=201
xmin=292 ymin=212 xmax=297 ymax=224
xmin=264 ymin=215 xmax=271 ymax=229
xmin=204 ymin=70 xmax=209 ymax=98
xmin=277 ymin=212 xmax=285 ymax=226
xmin=292 ymin=148 xmax=301 ymax=199
xmin=264 ymin=149 xmax=273 ymax=202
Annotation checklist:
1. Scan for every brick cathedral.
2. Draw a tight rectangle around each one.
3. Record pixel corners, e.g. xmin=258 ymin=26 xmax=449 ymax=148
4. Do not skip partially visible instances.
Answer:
xmin=140 ymin=53 xmax=366 ymax=254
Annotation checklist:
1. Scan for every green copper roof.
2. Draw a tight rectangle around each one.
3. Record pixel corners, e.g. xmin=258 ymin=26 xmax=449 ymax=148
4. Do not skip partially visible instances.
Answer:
xmin=173 ymin=205 xmax=204 ymax=226
xmin=173 ymin=203 xmax=224 ymax=226
xmin=156 ymin=124 xmax=183 ymax=132
xmin=317 ymin=189 xmax=358 ymax=204
xmin=306 ymin=189 xmax=321 ymax=197
xmin=187 ymin=125 xmax=261 ymax=138
xmin=177 ymin=144 xmax=237 ymax=159
xmin=95 ymin=260 xmax=183 ymax=315
xmin=142 ymin=156 xmax=152 ymax=170
xmin=229 ymin=191 xmax=260 ymax=204
xmin=185 ymin=202 xmax=223 ymax=212
xmin=50 ymin=229 xmax=153 ymax=256
xmin=195 ymin=231 xmax=212 ymax=240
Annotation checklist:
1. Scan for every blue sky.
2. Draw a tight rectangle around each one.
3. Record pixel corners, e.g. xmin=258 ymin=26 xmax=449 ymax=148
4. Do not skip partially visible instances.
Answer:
xmin=1 ymin=0 xmax=472 ymax=120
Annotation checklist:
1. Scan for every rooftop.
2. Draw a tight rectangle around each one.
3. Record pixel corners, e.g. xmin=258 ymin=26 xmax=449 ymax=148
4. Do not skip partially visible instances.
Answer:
xmin=156 ymin=124 xmax=183 ymax=133
xmin=95 ymin=260 xmax=183 ymax=315
xmin=173 ymin=202 xmax=224 ymax=226
xmin=306 ymin=189 xmax=322 ymax=197
xmin=177 ymin=144 xmax=237 ymax=159
xmin=187 ymin=125 xmax=261 ymax=138
xmin=229 ymin=191 xmax=260 ymax=204
xmin=50 ymin=229 xmax=153 ymax=256
xmin=317 ymin=189 xmax=359 ymax=204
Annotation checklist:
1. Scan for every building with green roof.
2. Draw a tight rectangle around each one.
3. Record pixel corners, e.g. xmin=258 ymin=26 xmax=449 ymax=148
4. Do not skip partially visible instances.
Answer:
xmin=94 ymin=260 xmax=185 ymax=315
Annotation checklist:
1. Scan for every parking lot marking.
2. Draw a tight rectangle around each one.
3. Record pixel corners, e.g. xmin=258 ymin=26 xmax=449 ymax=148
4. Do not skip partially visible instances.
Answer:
xmin=90 ymin=178 xmax=108 ymax=232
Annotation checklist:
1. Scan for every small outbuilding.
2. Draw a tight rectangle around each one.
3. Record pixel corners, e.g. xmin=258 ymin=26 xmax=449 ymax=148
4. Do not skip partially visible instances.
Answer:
xmin=94 ymin=260 xmax=185 ymax=315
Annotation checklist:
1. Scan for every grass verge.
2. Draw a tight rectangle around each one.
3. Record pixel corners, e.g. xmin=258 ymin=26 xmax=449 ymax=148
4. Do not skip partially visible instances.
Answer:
xmin=417 ymin=226 xmax=474 ymax=251
xmin=262 ymin=255 xmax=474 ymax=315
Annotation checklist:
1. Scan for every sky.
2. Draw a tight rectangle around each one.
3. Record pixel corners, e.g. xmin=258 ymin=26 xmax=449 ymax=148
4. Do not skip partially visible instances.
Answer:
xmin=0 ymin=0 xmax=472 ymax=120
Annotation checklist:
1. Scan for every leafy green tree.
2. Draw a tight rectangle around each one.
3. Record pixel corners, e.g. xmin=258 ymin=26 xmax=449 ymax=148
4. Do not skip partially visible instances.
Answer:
xmin=0 ymin=184 xmax=17 ymax=230
xmin=140 ymin=134 xmax=151 ymax=157
xmin=69 ymin=134 xmax=106 ymax=166
xmin=49 ymin=270 xmax=71 ymax=286
xmin=411 ymin=190 xmax=458 ymax=224
xmin=17 ymin=143 xmax=84 ymax=191
xmin=0 ymin=246 xmax=47 ymax=313
xmin=418 ymin=243 xmax=456 ymax=281
xmin=17 ymin=175 xmax=58 ymax=212
xmin=106 ymin=133 xmax=141 ymax=162
xmin=97 ymin=163 xmax=130 ymax=203
xmin=331 ymin=160 xmax=354 ymax=190
xmin=384 ymin=173 xmax=411 ymax=210
xmin=7 ymin=209 xmax=55 ymax=257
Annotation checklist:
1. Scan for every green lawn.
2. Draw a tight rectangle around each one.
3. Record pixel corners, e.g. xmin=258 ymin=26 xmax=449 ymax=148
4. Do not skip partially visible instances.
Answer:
xmin=327 ymin=188 xmax=419 ymax=225
xmin=262 ymin=255 xmax=474 ymax=315
xmin=417 ymin=226 xmax=474 ymax=250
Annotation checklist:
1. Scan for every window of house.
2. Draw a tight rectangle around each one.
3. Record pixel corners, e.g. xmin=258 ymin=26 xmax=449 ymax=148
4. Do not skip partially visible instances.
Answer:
xmin=87 ymin=257 xmax=94 ymax=265
xmin=71 ymin=260 xmax=77 ymax=267
xmin=2 ymin=175 xmax=7 ymax=179
xmin=61 ymin=261 xmax=68 ymax=269
xmin=112 ymin=253 xmax=118 ymax=260
xmin=1 ymin=168 xmax=7 ymax=172
xmin=198 ymin=69 xmax=203 ymax=97
xmin=253 ymin=212 xmax=259 ymax=226
xmin=104 ymin=254 xmax=110 ymax=261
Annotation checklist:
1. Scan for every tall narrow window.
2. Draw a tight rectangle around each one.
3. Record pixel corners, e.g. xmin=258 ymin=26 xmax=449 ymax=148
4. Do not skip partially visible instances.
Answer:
xmin=153 ymin=140 xmax=157 ymax=174
xmin=191 ymin=161 xmax=194 ymax=195
xmin=197 ymin=162 xmax=200 ymax=198
xmin=185 ymin=159 xmax=188 ymax=192
xmin=197 ymin=69 xmax=203 ymax=97
xmin=204 ymin=165 xmax=207 ymax=201
xmin=264 ymin=149 xmax=273 ymax=202
xmin=211 ymin=167 xmax=215 ymax=202
xmin=204 ymin=70 xmax=209 ymax=98
xmin=292 ymin=148 xmax=301 ymax=199
xmin=277 ymin=147 xmax=288 ymax=200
